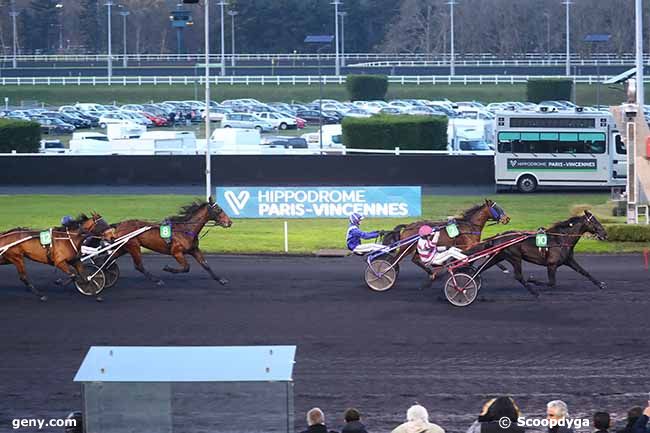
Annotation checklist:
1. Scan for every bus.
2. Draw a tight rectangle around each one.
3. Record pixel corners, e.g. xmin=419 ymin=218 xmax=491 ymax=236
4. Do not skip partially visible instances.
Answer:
xmin=494 ymin=112 xmax=627 ymax=192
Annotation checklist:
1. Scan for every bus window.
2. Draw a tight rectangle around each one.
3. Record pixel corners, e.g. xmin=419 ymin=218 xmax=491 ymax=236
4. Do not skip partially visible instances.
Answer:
xmin=615 ymin=134 xmax=627 ymax=154
xmin=497 ymin=132 xmax=519 ymax=153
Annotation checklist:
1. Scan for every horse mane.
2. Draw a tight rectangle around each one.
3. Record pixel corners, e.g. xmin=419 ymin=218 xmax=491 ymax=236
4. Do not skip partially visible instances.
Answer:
xmin=460 ymin=203 xmax=485 ymax=220
xmin=548 ymin=216 xmax=583 ymax=231
xmin=167 ymin=201 xmax=208 ymax=223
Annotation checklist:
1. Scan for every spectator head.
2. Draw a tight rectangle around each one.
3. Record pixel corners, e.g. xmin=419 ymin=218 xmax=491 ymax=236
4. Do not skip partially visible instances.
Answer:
xmin=478 ymin=397 xmax=520 ymax=423
xmin=407 ymin=404 xmax=429 ymax=423
xmin=307 ymin=408 xmax=325 ymax=426
xmin=547 ymin=400 xmax=569 ymax=421
xmin=344 ymin=408 xmax=361 ymax=423
xmin=625 ymin=407 xmax=643 ymax=426
xmin=593 ymin=412 xmax=610 ymax=430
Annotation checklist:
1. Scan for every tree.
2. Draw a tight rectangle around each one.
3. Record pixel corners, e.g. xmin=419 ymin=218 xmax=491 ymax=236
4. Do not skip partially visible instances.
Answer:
xmin=22 ymin=0 xmax=59 ymax=53
xmin=78 ymin=0 xmax=101 ymax=53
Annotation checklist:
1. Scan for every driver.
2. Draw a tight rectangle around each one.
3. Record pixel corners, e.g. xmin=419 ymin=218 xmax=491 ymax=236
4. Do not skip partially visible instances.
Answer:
xmin=60 ymin=215 xmax=75 ymax=228
xmin=417 ymin=224 xmax=467 ymax=266
xmin=346 ymin=213 xmax=385 ymax=254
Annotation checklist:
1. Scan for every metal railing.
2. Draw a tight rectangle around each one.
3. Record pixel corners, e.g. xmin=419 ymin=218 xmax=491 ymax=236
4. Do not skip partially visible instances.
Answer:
xmin=0 ymin=75 xmax=643 ymax=87
xmin=351 ymin=59 xmax=638 ymax=68
xmin=0 ymin=52 xmax=648 ymax=64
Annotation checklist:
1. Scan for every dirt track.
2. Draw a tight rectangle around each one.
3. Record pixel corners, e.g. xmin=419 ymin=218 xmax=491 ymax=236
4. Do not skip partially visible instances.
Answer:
xmin=1 ymin=254 xmax=649 ymax=433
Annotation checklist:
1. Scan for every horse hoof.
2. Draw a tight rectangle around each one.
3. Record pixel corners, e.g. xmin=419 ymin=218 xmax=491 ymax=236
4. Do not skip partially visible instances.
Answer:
xmin=162 ymin=266 xmax=171 ymax=273
xmin=598 ymin=282 xmax=607 ymax=290
xmin=218 ymin=278 xmax=229 ymax=286
xmin=39 ymin=295 xmax=48 ymax=302
xmin=502 ymin=269 xmax=510 ymax=274
xmin=156 ymin=280 xmax=165 ymax=287
xmin=96 ymin=296 xmax=104 ymax=303
xmin=54 ymin=278 xmax=63 ymax=286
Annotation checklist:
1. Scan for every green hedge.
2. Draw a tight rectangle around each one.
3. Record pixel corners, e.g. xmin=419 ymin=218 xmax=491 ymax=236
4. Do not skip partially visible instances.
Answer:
xmin=0 ymin=119 xmax=41 ymax=153
xmin=526 ymin=79 xmax=573 ymax=103
xmin=346 ymin=75 xmax=388 ymax=101
xmin=604 ymin=224 xmax=650 ymax=242
xmin=342 ymin=115 xmax=448 ymax=151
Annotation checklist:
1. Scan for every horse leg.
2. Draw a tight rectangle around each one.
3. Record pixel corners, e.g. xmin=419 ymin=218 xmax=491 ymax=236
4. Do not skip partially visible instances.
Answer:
xmin=8 ymin=256 xmax=47 ymax=301
xmin=495 ymin=262 xmax=510 ymax=274
xmin=565 ymin=256 xmax=606 ymax=289
xmin=411 ymin=253 xmax=435 ymax=289
xmin=162 ymin=249 xmax=190 ymax=274
xmin=528 ymin=263 xmax=557 ymax=288
xmin=125 ymin=243 xmax=164 ymax=286
xmin=508 ymin=257 xmax=540 ymax=297
xmin=190 ymin=249 xmax=228 ymax=285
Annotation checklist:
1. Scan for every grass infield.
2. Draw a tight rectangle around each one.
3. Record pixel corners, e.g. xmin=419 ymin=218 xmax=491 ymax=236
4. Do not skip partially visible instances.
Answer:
xmin=0 ymin=193 xmax=645 ymax=254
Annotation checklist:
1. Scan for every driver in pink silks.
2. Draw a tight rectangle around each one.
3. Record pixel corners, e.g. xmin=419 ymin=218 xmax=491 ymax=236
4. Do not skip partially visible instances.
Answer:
xmin=417 ymin=225 xmax=467 ymax=266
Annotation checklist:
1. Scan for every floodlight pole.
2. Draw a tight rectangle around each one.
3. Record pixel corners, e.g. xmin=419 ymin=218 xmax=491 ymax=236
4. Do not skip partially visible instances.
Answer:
xmin=563 ymin=0 xmax=572 ymax=76
xmin=447 ymin=0 xmax=457 ymax=76
xmin=228 ymin=10 xmax=238 ymax=68
xmin=10 ymin=0 xmax=18 ymax=69
xmin=332 ymin=0 xmax=341 ymax=76
xmin=218 ymin=0 xmax=227 ymax=76
xmin=120 ymin=10 xmax=130 ymax=68
xmin=339 ymin=11 xmax=347 ymax=67
xmin=636 ymin=0 xmax=644 ymax=107
xmin=106 ymin=1 xmax=114 ymax=83
xmin=205 ymin=0 xmax=212 ymax=200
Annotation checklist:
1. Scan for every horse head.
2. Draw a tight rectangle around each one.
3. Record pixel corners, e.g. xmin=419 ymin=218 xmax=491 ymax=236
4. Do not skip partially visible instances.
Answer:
xmin=81 ymin=212 xmax=113 ymax=239
xmin=582 ymin=210 xmax=607 ymax=241
xmin=485 ymin=199 xmax=510 ymax=225
xmin=208 ymin=196 xmax=233 ymax=228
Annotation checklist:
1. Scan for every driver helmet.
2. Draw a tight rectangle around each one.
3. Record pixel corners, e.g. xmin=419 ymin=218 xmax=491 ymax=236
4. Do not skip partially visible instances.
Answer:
xmin=418 ymin=225 xmax=433 ymax=238
xmin=60 ymin=215 xmax=74 ymax=227
xmin=64 ymin=411 xmax=83 ymax=433
xmin=349 ymin=213 xmax=364 ymax=225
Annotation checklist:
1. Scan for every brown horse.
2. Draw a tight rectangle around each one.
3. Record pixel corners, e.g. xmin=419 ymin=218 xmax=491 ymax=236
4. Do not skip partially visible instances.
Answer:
xmin=465 ymin=210 xmax=608 ymax=297
xmin=383 ymin=199 xmax=511 ymax=279
xmin=0 ymin=213 xmax=111 ymax=301
xmin=109 ymin=197 xmax=233 ymax=285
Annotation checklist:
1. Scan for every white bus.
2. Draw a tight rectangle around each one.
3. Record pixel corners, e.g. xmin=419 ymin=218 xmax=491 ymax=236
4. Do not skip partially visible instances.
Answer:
xmin=494 ymin=112 xmax=627 ymax=192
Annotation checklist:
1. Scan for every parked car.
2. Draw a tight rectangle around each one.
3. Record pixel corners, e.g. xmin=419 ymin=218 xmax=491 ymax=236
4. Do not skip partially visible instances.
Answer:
xmin=220 ymin=113 xmax=275 ymax=132
xmin=39 ymin=139 xmax=67 ymax=154
xmin=256 ymin=112 xmax=298 ymax=130
xmin=34 ymin=116 xmax=75 ymax=134
xmin=295 ymin=110 xmax=339 ymax=125
xmin=261 ymin=136 xmax=308 ymax=149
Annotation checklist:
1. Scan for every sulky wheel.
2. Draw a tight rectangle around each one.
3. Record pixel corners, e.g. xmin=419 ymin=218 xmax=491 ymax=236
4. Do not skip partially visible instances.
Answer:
xmin=74 ymin=264 xmax=106 ymax=296
xmin=444 ymin=272 xmax=479 ymax=307
xmin=102 ymin=261 xmax=120 ymax=289
xmin=456 ymin=266 xmax=482 ymax=290
xmin=365 ymin=259 xmax=398 ymax=292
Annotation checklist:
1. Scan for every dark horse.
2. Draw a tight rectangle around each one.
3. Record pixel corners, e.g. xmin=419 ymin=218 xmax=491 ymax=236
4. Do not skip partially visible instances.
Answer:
xmin=466 ymin=210 xmax=608 ymax=296
xmin=109 ymin=197 xmax=233 ymax=285
xmin=0 ymin=213 xmax=111 ymax=301
xmin=383 ymin=199 xmax=511 ymax=279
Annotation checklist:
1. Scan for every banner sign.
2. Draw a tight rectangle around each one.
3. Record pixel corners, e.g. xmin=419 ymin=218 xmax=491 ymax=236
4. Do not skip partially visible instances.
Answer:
xmin=507 ymin=158 xmax=597 ymax=171
xmin=216 ymin=186 xmax=421 ymax=218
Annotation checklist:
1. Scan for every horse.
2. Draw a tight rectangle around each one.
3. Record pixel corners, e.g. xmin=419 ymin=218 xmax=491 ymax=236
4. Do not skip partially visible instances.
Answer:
xmin=108 ymin=197 xmax=233 ymax=285
xmin=466 ymin=210 xmax=608 ymax=297
xmin=382 ymin=199 xmax=511 ymax=279
xmin=0 ymin=213 xmax=111 ymax=301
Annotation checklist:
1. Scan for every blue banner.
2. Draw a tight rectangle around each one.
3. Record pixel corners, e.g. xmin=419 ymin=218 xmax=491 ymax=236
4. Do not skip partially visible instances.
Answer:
xmin=216 ymin=186 xmax=421 ymax=219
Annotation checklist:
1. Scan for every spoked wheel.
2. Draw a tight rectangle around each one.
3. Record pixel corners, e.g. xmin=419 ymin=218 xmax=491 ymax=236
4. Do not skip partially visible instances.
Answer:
xmin=102 ymin=261 xmax=120 ymax=289
xmin=444 ymin=272 xmax=479 ymax=307
xmin=457 ymin=266 xmax=482 ymax=290
xmin=74 ymin=264 xmax=106 ymax=296
xmin=365 ymin=259 xmax=399 ymax=292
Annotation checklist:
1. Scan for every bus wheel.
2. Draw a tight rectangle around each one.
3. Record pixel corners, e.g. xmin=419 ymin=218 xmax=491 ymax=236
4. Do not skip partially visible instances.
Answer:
xmin=517 ymin=175 xmax=538 ymax=193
